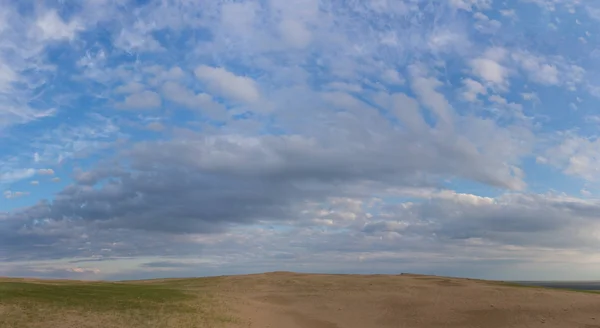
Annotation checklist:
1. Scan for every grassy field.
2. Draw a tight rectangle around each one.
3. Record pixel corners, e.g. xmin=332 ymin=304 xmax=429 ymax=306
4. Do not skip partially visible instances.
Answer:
xmin=0 ymin=277 xmax=236 ymax=328
xmin=5 ymin=273 xmax=600 ymax=328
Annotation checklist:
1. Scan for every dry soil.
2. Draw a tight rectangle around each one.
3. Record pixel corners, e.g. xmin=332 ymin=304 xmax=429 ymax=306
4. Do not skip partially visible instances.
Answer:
xmin=219 ymin=272 xmax=600 ymax=328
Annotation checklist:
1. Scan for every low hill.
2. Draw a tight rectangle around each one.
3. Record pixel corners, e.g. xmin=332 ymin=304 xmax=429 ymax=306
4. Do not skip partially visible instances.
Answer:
xmin=2 ymin=272 xmax=600 ymax=327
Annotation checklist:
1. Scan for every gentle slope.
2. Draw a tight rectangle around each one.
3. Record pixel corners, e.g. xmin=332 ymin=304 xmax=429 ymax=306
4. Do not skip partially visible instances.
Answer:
xmin=3 ymin=272 xmax=600 ymax=327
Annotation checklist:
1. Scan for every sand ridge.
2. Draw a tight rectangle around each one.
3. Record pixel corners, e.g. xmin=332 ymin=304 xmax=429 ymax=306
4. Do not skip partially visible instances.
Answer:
xmin=219 ymin=272 xmax=600 ymax=328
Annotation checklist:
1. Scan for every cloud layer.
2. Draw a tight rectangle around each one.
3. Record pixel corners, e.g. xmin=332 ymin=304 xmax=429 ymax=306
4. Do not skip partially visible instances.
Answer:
xmin=2 ymin=0 xmax=600 ymax=281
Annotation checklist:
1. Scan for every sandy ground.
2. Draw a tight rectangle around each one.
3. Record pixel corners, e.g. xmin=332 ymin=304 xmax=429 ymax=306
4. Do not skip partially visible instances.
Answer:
xmin=218 ymin=272 xmax=600 ymax=328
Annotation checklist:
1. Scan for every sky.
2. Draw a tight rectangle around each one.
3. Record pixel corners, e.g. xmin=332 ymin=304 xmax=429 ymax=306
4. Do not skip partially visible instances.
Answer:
xmin=3 ymin=0 xmax=600 ymax=281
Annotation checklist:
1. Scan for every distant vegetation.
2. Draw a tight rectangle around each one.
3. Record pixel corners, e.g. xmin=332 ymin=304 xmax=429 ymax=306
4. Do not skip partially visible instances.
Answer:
xmin=0 ymin=278 xmax=235 ymax=328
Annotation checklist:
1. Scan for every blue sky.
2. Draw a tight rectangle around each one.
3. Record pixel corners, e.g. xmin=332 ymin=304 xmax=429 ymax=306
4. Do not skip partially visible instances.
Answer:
xmin=3 ymin=0 xmax=600 ymax=281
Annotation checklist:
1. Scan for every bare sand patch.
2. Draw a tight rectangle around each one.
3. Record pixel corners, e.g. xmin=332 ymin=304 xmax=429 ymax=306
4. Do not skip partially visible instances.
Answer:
xmin=219 ymin=272 xmax=600 ymax=328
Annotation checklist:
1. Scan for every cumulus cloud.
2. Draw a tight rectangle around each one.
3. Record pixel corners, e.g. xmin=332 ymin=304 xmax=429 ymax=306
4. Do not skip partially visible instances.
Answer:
xmin=114 ymin=29 xmax=163 ymax=53
xmin=114 ymin=82 xmax=145 ymax=94
xmin=470 ymin=48 xmax=509 ymax=87
xmin=37 ymin=169 xmax=55 ymax=176
xmin=160 ymin=81 xmax=227 ymax=120
xmin=512 ymin=52 xmax=560 ymax=86
xmin=117 ymin=91 xmax=162 ymax=110
xmin=194 ymin=66 xmax=260 ymax=103
xmin=34 ymin=10 xmax=82 ymax=41
xmin=473 ymin=12 xmax=502 ymax=34
xmin=542 ymin=135 xmax=600 ymax=181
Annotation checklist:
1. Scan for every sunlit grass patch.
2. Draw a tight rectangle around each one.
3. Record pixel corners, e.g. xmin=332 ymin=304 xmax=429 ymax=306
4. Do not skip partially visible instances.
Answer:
xmin=0 ymin=281 xmax=190 ymax=311
xmin=0 ymin=278 xmax=235 ymax=328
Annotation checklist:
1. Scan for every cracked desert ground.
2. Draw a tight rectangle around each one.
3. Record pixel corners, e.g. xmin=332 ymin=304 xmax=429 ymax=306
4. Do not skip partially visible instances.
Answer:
xmin=3 ymin=272 xmax=600 ymax=328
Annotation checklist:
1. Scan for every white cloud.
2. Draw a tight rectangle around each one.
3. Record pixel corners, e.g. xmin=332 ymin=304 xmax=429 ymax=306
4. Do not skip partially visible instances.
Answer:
xmin=462 ymin=78 xmax=487 ymax=102
xmin=34 ymin=10 xmax=82 ymax=41
xmin=194 ymin=66 xmax=260 ymax=103
xmin=0 ymin=169 xmax=36 ymax=184
xmin=279 ymin=19 xmax=312 ymax=49
xmin=144 ymin=66 xmax=186 ymax=87
xmin=427 ymin=29 xmax=471 ymax=54
xmin=163 ymin=67 xmax=185 ymax=80
xmin=0 ymin=11 xmax=60 ymax=131
xmin=524 ymin=0 xmax=582 ymax=12
xmin=67 ymin=267 xmax=100 ymax=274
xmin=30 ymin=180 xmax=39 ymax=185
xmin=521 ymin=92 xmax=539 ymax=101
xmin=409 ymin=67 xmax=453 ymax=129
xmin=161 ymin=81 xmax=228 ymax=120
xmin=488 ymin=94 xmax=522 ymax=110
xmin=325 ymin=82 xmax=363 ymax=93
xmin=381 ymin=69 xmax=405 ymax=85
xmin=146 ymin=122 xmax=165 ymax=132
xmin=512 ymin=52 xmax=560 ymax=86
xmin=27 ymin=113 xmax=124 ymax=167
xmin=117 ymin=91 xmax=162 ymax=110
xmin=585 ymin=115 xmax=600 ymax=124
xmin=37 ymin=168 xmax=55 ymax=175
xmin=500 ymin=9 xmax=517 ymax=18
xmin=220 ymin=1 xmax=259 ymax=37
xmin=0 ymin=62 xmax=17 ymax=92
xmin=0 ymin=106 xmax=56 ymax=131
xmin=391 ymin=93 xmax=427 ymax=133
xmin=471 ymin=56 xmax=508 ymax=86
xmin=160 ymin=81 xmax=198 ymax=108
xmin=449 ymin=0 xmax=492 ymax=11
xmin=3 ymin=190 xmax=30 ymax=199
xmin=542 ymin=135 xmax=600 ymax=181
xmin=473 ymin=12 xmax=502 ymax=34
xmin=115 ymin=82 xmax=145 ymax=94
xmin=114 ymin=29 xmax=163 ymax=53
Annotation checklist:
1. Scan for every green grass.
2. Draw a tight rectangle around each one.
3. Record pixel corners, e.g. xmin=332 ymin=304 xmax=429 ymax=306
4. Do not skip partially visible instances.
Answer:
xmin=0 ymin=281 xmax=191 ymax=312
xmin=0 ymin=278 xmax=236 ymax=328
